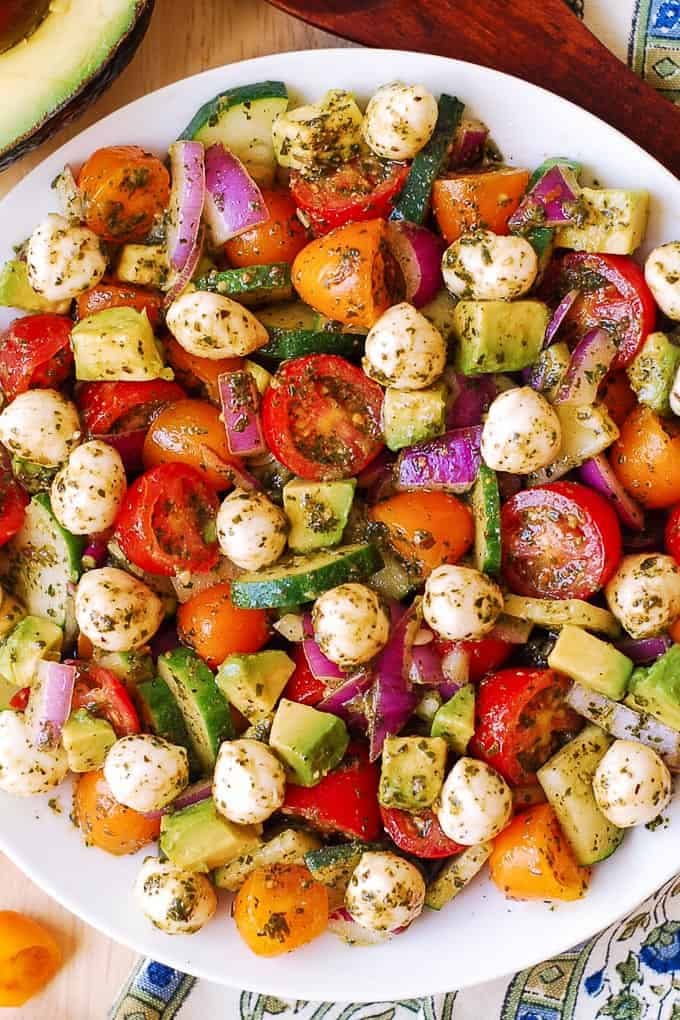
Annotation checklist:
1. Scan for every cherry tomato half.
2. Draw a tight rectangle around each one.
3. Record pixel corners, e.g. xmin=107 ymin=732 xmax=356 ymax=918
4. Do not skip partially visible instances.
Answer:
xmin=380 ymin=806 xmax=464 ymax=859
xmin=224 ymin=188 xmax=308 ymax=266
xmin=0 ymin=469 xmax=28 ymax=547
xmin=143 ymin=398 xmax=242 ymax=491
xmin=78 ymin=145 xmax=170 ymax=242
xmin=612 ymin=406 xmax=680 ymax=509
xmin=76 ymin=279 xmax=163 ymax=330
xmin=282 ymin=644 xmax=326 ymax=706
xmin=0 ymin=910 xmax=61 ymax=1007
xmin=666 ymin=504 xmax=680 ymax=565
xmin=176 ymin=582 xmax=270 ymax=669
xmin=370 ymin=491 xmax=474 ymax=575
xmin=74 ymin=769 xmax=160 ymax=855
xmin=434 ymin=635 xmax=513 ymax=683
xmin=70 ymin=662 xmax=141 ymax=737
xmin=290 ymin=157 xmax=409 ymax=235
xmin=78 ymin=379 xmax=186 ymax=435
xmin=0 ymin=314 xmax=73 ymax=401
xmin=234 ymin=865 xmax=328 ymax=957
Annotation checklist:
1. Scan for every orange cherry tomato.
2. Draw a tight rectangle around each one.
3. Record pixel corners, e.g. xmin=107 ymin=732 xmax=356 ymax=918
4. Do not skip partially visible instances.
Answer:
xmin=291 ymin=218 xmax=403 ymax=329
xmin=598 ymin=371 xmax=637 ymax=427
xmin=489 ymin=803 xmax=590 ymax=902
xmin=143 ymin=398 xmax=242 ymax=490
xmin=224 ymin=188 xmax=308 ymax=267
xmin=78 ymin=145 xmax=170 ymax=242
xmin=177 ymin=582 xmax=270 ymax=669
xmin=432 ymin=167 xmax=530 ymax=244
xmin=165 ymin=336 xmax=242 ymax=404
xmin=370 ymin=491 xmax=474 ymax=574
xmin=611 ymin=405 xmax=680 ymax=509
xmin=76 ymin=279 xmax=163 ymax=331
xmin=0 ymin=911 xmax=61 ymax=1007
xmin=234 ymin=865 xmax=328 ymax=957
xmin=74 ymin=770 xmax=161 ymax=856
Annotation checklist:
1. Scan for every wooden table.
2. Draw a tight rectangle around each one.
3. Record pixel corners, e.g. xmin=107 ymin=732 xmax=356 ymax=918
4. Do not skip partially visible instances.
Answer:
xmin=0 ymin=2 xmax=346 ymax=1016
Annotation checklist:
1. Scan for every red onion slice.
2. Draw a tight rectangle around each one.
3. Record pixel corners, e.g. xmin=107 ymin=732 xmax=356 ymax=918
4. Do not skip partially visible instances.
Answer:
xmin=451 ymin=118 xmax=489 ymax=167
xmin=543 ymin=289 xmax=579 ymax=348
xmin=302 ymin=637 xmax=345 ymax=683
xmin=446 ymin=372 xmax=499 ymax=429
xmin=317 ymin=671 xmax=374 ymax=729
xmin=27 ymin=661 xmax=76 ymax=750
xmin=396 ymin=427 xmax=482 ymax=494
xmin=385 ymin=221 xmax=445 ymax=308
xmin=166 ymin=141 xmax=205 ymax=274
xmin=82 ymin=539 xmax=108 ymax=570
xmin=172 ymin=777 xmax=213 ymax=812
xmin=579 ymin=454 xmax=645 ymax=532
xmin=614 ymin=634 xmax=671 ymax=664
xmin=164 ymin=223 xmax=206 ymax=306
xmin=328 ymin=907 xmax=395 ymax=945
xmin=368 ymin=602 xmax=422 ymax=760
xmin=219 ymin=370 xmax=266 ymax=457
xmin=204 ymin=144 xmax=268 ymax=246
xmin=509 ymin=162 xmax=581 ymax=233
xmin=553 ymin=328 xmax=617 ymax=406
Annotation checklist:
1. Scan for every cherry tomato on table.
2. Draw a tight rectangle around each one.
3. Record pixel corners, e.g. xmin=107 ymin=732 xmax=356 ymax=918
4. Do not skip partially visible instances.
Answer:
xmin=0 ymin=469 xmax=28 ymax=547
xmin=432 ymin=167 xmax=530 ymax=244
xmin=380 ymin=806 xmax=464 ymax=859
xmin=70 ymin=662 xmax=141 ymax=736
xmin=164 ymin=336 xmax=242 ymax=404
xmin=290 ymin=157 xmax=409 ymax=235
xmin=370 ymin=491 xmax=474 ymax=576
xmin=612 ymin=405 xmax=680 ymax=509
xmin=0 ymin=910 xmax=61 ymax=1007
xmin=434 ymin=635 xmax=513 ymax=683
xmin=224 ymin=188 xmax=308 ymax=266
xmin=78 ymin=145 xmax=170 ymax=242
xmin=74 ymin=769 xmax=161 ymax=855
xmin=234 ymin=864 xmax=328 ymax=957
xmin=501 ymin=481 xmax=622 ymax=600
xmin=143 ymin=398 xmax=243 ymax=490
xmin=76 ymin=279 xmax=163 ymax=330
xmin=177 ymin=582 xmax=270 ymax=669
xmin=0 ymin=314 xmax=73 ymax=401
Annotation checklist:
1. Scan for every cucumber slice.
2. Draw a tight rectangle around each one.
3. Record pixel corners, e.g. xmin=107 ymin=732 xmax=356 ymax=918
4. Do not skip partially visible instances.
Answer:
xmin=425 ymin=842 xmax=492 ymax=910
xmin=259 ymin=329 xmax=364 ymax=361
xmin=256 ymin=301 xmax=319 ymax=332
xmin=503 ymin=595 xmax=620 ymax=639
xmin=230 ymin=543 xmax=383 ymax=609
xmin=471 ymin=464 xmax=501 ymax=575
xmin=390 ymin=94 xmax=464 ymax=224
xmin=135 ymin=676 xmax=200 ymax=776
xmin=157 ymin=647 xmax=234 ymax=774
xmin=214 ymin=828 xmax=322 ymax=892
xmin=305 ymin=841 xmax=383 ymax=903
xmin=195 ymin=263 xmax=293 ymax=307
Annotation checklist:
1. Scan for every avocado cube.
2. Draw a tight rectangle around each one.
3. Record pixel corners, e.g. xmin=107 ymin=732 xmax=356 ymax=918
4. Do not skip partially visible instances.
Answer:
xmin=216 ymin=650 xmax=295 ymax=723
xmin=431 ymin=684 xmax=476 ymax=754
xmin=62 ymin=709 xmax=116 ymax=772
xmin=382 ymin=383 xmax=448 ymax=452
xmin=0 ymin=615 xmax=63 ymax=688
xmin=555 ymin=187 xmax=649 ymax=255
xmin=0 ymin=259 xmax=68 ymax=313
xmin=625 ymin=645 xmax=680 ymax=732
xmin=378 ymin=735 xmax=448 ymax=810
xmin=420 ymin=288 xmax=459 ymax=344
xmin=453 ymin=300 xmax=549 ymax=375
xmin=71 ymin=307 xmax=171 ymax=382
xmin=270 ymin=698 xmax=349 ymax=786
xmin=160 ymin=798 xmax=261 ymax=872
xmin=548 ymin=625 xmax=633 ymax=700
xmin=627 ymin=331 xmax=680 ymax=417
xmin=283 ymin=479 xmax=356 ymax=553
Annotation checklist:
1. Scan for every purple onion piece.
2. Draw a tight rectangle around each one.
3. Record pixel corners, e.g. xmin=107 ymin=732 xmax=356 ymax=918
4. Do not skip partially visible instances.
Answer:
xmin=553 ymin=328 xmax=617 ymax=406
xmin=204 ymin=144 xmax=268 ymax=245
xmin=396 ymin=427 xmax=482 ymax=494
xmin=543 ymin=289 xmax=579 ymax=348
xmin=96 ymin=428 xmax=147 ymax=473
xmin=451 ymin=118 xmax=489 ymax=167
xmin=579 ymin=454 xmax=645 ymax=532
xmin=446 ymin=373 xmax=499 ymax=429
xmin=302 ymin=638 xmax=345 ymax=683
xmin=149 ymin=622 xmax=181 ymax=662
xmin=614 ymin=634 xmax=671 ymax=664
xmin=409 ymin=642 xmax=447 ymax=686
xmin=508 ymin=162 xmax=581 ymax=233
xmin=82 ymin=539 xmax=108 ymax=570
xmin=218 ymin=370 xmax=266 ymax=457
xmin=164 ymin=223 xmax=206 ymax=306
xmin=317 ymin=671 xmax=374 ymax=729
xmin=385 ymin=221 xmax=445 ymax=308
xmin=27 ymin=661 xmax=76 ymax=750
xmin=166 ymin=141 xmax=205 ymax=273
xmin=172 ymin=777 xmax=213 ymax=812
xmin=368 ymin=603 xmax=422 ymax=760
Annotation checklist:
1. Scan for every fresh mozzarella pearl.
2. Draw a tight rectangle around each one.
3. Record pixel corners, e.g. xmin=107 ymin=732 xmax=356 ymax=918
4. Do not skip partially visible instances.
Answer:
xmin=312 ymin=583 xmax=390 ymax=667
xmin=216 ymin=489 xmax=287 ymax=571
xmin=166 ymin=291 xmax=268 ymax=359
xmin=213 ymin=738 xmax=285 ymax=825
xmin=75 ymin=567 xmax=164 ymax=651
xmin=671 ymin=362 xmax=680 ymax=417
xmin=593 ymin=740 xmax=672 ymax=828
xmin=134 ymin=857 xmax=217 ymax=935
xmin=423 ymin=565 xmax=503 ymax=641
xmin=481 ymin=386 xmax=561 ymax=474
xmin=0 ymin=710 xmax=68 ymax=796
xmin=605 ymin=553 xmax=680 ymax=639
xmin=51 ymin=440 xmax=126 ymax=535
xmin=436 ymin=757 xmax=512 ymax=845
xmin=364 ymin=82 xmax=438 ymax=160
xmin=363 ymin=302 xmax=446 ymax=390
xmin=345 ymin=851 xmax=425 ymax=932
xmin=104 ymin=734 xmax=189 ymax=813
xmin=442 ymin=230 xmax=538 ymax=301
xmin=645 ymin=242 xmax=680 ymax=320
xmin=27 ymin=213 xmax=106 ymax=302
xmin=0 ymin=389 xmax=81 ymax=467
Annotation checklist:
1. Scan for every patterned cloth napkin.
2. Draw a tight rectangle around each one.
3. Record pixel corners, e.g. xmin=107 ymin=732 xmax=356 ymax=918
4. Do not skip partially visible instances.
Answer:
xmin=110 ymin=2 xmax=680 ymax=1016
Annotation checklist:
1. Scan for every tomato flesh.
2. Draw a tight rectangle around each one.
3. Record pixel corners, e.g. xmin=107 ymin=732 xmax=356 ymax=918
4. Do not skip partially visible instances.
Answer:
xmin=0 ymin=469 xmax=28 ymax=547
xmin=380 ymin=806 xmax=464 ymax=859
xmin=282 ymin=645 xmax=326 ymax=706
xmin=78 ymin=380 xmax=186 ymax=435
xmin=69 ymin=663 xmax=140 ymax=736
xmin=290 ymin=158 xmax=409 ymax=234
xmin=0 ymin=314 xmax=73 ymax=401
xmin=76 ymin=280 xmax=163 ymax=330
xmin=434 ymin=636 xmax=513 ymax=683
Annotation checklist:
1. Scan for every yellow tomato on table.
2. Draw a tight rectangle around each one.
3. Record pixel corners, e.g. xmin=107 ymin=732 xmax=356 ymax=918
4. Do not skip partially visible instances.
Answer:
xmin=0 ymin=910 xmax=61 ymax=1007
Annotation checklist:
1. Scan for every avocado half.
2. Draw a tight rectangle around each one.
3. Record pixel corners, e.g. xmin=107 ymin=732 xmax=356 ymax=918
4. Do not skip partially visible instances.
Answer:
xmin=0 ymin=0 xmax=155 ymax=171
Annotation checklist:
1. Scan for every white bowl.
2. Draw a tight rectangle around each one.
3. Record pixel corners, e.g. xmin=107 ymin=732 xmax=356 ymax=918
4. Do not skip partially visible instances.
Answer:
xmin=0 ymin=48 xmax=678 ymax=1002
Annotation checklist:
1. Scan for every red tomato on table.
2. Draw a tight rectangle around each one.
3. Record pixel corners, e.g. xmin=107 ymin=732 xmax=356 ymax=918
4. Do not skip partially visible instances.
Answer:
xmin=0 ymin=314 xmax=73 ymax=400
xmin=290 ymin=157 xmax=409 ymax=235
xmin=380 ymin=806 xmax=464 ymax=859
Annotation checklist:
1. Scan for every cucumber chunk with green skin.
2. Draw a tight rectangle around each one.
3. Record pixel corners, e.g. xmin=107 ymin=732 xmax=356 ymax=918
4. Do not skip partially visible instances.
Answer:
xmin=471 ymin=464 xmax=501 ymax=576
xmin=135 ymin=676 xmax=200 ymax=776
xmin=390 ymin=94 xmax=464 ymax=225
xmin=547 ymin=624 xmax=633 ymax=700
xmin=160 ymin=798 xmax=261 ymax=873
xmin=503 ymin=594 xmax=621 ymax=638
xmin=157 ymin=648 xmax=234 ymax=774
xmin=216 ymin=650 xmax=295 ymax=724
xmin=259 ymin=329 xmax=364 ymax=361
xmin=0 ymin=615 xmax=63 ymax=687
xmin=425 ymin=842 xmax=492 ymax=910
xmin=627 ymin=331 xmax=680 ymax=417
xmin=230 ymin=543 xmax=383 ymax=609
xmin=195 ymin=263 xmax=292 ymax=307
xmin=270 ymin=698 xmax=349 ymax=786
xmin=305 ymin=841 xmax=384 ymax=899
xmin=214 ymin=828 xmax=322 ymax=892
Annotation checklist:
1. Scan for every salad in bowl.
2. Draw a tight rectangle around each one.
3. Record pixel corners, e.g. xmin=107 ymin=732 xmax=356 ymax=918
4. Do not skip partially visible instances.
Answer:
xmin=0 ymin=73 xmax=678 ymax=960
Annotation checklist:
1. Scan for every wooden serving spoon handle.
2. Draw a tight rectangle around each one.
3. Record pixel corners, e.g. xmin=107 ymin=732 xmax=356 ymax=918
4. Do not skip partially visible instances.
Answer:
xmin=267 ymin=0 xmax=680 ymax=177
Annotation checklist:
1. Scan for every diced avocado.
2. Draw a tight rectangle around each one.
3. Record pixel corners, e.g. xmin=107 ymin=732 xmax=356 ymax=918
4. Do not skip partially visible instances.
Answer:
xmin=0 ymin=615 xmax=62 ymax=687
xmin=378 ymin=735 xmax=448 ymax=810
xmin=93 ymin=650 xmax=155 ymax=687
xmin=627 ymin=331 xmax=680 ymax=417
xmin=431 ymin=685 xmax=476 ymax=755
xmin=548 ymin=625 xmax=633 ymax=700
xmin=305 ymin=841 xmax=384 ymax=905
xmin=283 ymin=479 xmax=356 ymax=553
xmin=453 ymin=300 xmax=549 ymax=374
xmin=555 ymin=187 xmax=649 ymax=255
xmin=527 ymin=403 xmax=620 ymax=485
xmin=0 ymin=593 xmax=26 ymax=641
xmin=503 ymin=595 xmax=621 ymax=638
xmin=160 ymin=798 xmax=261 ymax=873
xmin=269 ymin=698 xmax=349 ymax=786
xmin=214 ymin=828 xmax=322 ymax=892
xmin=71 ymin=307 xmax=172 ymax=382
xmin=0 ymin=260 xmax=69 ymax=313
xmin=626 ymin=645 xmax=680 ymax=732
xmin=425 ymin=842 xmax=493 ymax=910
xmin=528 ymin=341 xmax=571 ymax=401
xmin=62 ymin=709 xmax=116 ymax=772
xmin=369 ymin=551 xmax=421 ymax=602
xmin=115 ymin=244 xmax=169 ymax=288
xmin=216 ymin=650 xmax=295 ymax=724
xmin=420 ymin=289 xmax=459 ymax=345
xmin=382 ymin=384 xmax=447 ymax=452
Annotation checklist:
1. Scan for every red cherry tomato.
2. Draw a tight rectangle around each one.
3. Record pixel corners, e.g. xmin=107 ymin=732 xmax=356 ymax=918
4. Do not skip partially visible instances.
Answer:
xmin=262 ymin=355 xmax=384 ymax=481
xmin=380 ymin=806 xmax=464 ymax=859
xmin=290 ymin=157 xmax=409 ymax=235
xmin=469 ymin=668 xmax=583 ymax=786
xmin=434 ymin=636 xmax=513 ymax=683
xmin=0 ymin=314 xmax=73 ymax=401
xmin=282 ymin=645 xmax=326 ymax=706
xmin=70 ymin=663 xmax=140 ymax=736
xmin=0 ymin=469 xmax=28 ymax=546
xmin=76 ymin=280 xmax=163 ymax=331
xmin=77 ymin=380 xmax=186 ymax=435
xmin=501 ymin=481 xmax=622 ymax=600
xmin=115 ymin=463 xmax=220 ymax=576
xmin=666 ymin=504 xmax=680 ymax=565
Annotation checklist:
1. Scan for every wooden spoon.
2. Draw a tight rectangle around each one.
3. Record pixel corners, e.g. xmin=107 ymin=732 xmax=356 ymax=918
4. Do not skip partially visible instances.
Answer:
xmin=267 ymin=0 xmax=680 ymax=177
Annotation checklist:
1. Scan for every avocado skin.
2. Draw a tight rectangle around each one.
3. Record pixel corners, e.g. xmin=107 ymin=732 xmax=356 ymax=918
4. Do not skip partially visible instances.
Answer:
xmin=0 ymin=0 xmax=154 ymax=171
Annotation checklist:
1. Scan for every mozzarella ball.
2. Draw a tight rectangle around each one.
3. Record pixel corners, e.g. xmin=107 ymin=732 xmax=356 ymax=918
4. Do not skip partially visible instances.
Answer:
xmin=345 ymin=851 xmax=425 ymax=932
xmin=312 ymin=583 xmax=390 ymax=667
xmin=363 ymin=82 xmax=438 ymax=161
xmin=593 ymin=740 xmax=672 ymax=828
xmin=213 ymin=738 xmax=285 ymax=825
xmin=605 ymin=553 xmax=680 ymax=639
xmin=363 ymin=302 xmax=446 ymax=390
xmin=481 ymin=386 xmax=561 ymax=474
xmin=423 ymin=565 xmax=503 ymax=641
xmin=27 ymin=213 xmax=106 ymax=302
xmin=75 ymin=567 xmax=164 ymax=651
xmin=0 ymin=389 xmax=81 ymax=467
xmin=436 ymin=757 xmax=512 ymax=845
xmin=0 ymin=710 xmax=68 ymax=796
xmin=216 ymin=489 xmax=287 ymax=571
xmin=671 ymin=362 xmax=680 ymax=418
xmin=134 ymin=857 xmax=217 ymax=935
xmin=104 ymin=734 xmax=189 ymax=813
xmin=51 ymin=440 xmax=126 ymax=535
xmin=442 ymin=230 xmax=538 ymax=301
xmin=166 ymin=291 xmax=268 ymax=359
xmin=645 ymin=242 xmax=680 ymax=320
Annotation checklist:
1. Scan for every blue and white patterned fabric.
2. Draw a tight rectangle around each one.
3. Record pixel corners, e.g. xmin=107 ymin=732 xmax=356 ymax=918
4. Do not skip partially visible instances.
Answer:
xmin=110 ymin=3 xmax=680 ymax=1016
